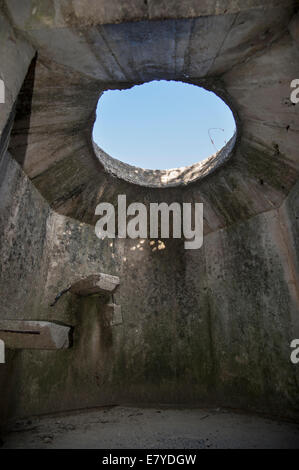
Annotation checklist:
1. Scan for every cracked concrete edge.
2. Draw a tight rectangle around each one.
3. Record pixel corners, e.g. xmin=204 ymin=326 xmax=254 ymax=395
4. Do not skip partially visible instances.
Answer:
xmin=93 ymin=133 xmax=237 ymax=188
xmin=0 ymin=320 xmax=71 ymax=349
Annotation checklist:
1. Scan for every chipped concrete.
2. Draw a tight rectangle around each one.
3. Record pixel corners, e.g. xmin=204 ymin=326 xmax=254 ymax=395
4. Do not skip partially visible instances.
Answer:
xmin=0 ymin=321 xmax=71 ymax=349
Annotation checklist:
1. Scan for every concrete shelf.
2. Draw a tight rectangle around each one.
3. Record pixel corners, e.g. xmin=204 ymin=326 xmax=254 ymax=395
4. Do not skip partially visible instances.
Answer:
xmin=70 ymin=274 xmax=120 ymax=296
xmin=0 ymin=321 xmax=71 ymax=350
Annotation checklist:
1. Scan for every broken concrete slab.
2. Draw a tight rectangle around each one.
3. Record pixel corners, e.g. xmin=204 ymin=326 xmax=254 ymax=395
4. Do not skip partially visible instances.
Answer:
xmin=0 ymin=321 xmax=71 ymax=350
xmin=70 ymin=273 xmax=120 ymax=296
xmin=102 ymin=304 xmax=123 ymax=328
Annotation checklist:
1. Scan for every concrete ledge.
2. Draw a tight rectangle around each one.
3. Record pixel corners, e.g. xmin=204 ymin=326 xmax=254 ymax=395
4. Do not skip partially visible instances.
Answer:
xmin=0 ymin=321 xmax=71 ymax=350
xmin=70 ymin=274 xmax=120 ymax=296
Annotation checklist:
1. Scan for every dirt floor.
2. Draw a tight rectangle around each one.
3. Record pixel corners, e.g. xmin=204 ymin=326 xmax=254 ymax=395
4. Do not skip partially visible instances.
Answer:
xmin=2 ymin=406 xmax=299 ymax=449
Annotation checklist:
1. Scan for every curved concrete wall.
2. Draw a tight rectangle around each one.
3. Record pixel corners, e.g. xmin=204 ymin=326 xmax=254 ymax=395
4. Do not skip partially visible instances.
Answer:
xmin=1 ymin=147 xmax=298 ymax=423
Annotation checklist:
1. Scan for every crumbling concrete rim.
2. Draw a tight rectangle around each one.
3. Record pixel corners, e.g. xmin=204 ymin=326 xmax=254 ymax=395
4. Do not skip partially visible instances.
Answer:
xmin=93 ymin=133 xmax=237 ymax=188
xmin=92 ymin=79 xmax=239 ymax=188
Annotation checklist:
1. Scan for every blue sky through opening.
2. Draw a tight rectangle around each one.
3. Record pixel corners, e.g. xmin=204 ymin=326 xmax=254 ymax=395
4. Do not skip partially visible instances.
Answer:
xmin=93 ymin=80 xmax=236 ymax=170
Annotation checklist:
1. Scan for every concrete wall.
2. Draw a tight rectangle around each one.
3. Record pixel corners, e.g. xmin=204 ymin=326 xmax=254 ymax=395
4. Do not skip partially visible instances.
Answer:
xmin=1 ymin=149 xmax=298 ymax=423
xmin=0 ymin=1 xmax=299 ymax=427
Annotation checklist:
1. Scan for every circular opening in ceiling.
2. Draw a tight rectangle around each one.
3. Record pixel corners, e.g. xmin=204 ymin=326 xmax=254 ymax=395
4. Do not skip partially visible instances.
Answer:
xmin=93 ymin=80 xmax=237 ymax=187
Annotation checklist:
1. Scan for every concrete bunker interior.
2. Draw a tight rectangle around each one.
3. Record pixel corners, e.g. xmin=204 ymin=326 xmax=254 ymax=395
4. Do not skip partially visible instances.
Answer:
xmin=0 ymin=0 xmax=299 ymax=448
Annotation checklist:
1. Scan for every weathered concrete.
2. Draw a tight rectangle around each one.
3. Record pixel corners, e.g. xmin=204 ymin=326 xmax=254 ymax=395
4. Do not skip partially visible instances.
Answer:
xmin=0 ymin=321 xmax=71 ymax=350
xmin=70 ymin=274 xmax=120 ymax=296
xmin=5 ymin=2 xmax=298 ymax=229
xmin=0 ymin=11 xmax=35 ymax=141
xmin=102 ymin=304 xmax=123 ymax=327
xmin=4 ymin=0 xmax=294 ymax=30
xmin=93 ymin=135 xmax=237 ymax=187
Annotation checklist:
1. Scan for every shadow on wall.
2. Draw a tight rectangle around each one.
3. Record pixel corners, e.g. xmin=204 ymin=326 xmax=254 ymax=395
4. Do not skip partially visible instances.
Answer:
xmin=8 ymin=54 xmax=37 ymax=168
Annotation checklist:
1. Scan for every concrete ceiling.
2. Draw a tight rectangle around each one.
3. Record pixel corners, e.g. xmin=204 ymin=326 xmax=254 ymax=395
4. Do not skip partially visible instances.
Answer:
xmin=3 ymin=0 xmax=299 ymax=233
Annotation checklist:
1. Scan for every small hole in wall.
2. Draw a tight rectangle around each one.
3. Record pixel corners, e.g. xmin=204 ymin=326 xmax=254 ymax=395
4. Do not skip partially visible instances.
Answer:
xmin=93 ymin=80 xmax=236 ymax=171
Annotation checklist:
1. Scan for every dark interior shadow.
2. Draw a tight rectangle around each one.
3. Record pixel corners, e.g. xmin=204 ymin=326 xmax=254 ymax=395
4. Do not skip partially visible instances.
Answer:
xmin=8 ymin=53 xmax=37 ymax=168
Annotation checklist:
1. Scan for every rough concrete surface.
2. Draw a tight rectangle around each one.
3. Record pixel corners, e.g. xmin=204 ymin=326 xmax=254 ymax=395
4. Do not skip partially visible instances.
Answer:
xmin=70 ymin=273 xmax=120 ymax=296
xmin=0 ymin=320 xmax=71 ymax=349
xmin=2 ymin=406 xmax=299 ymax=449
